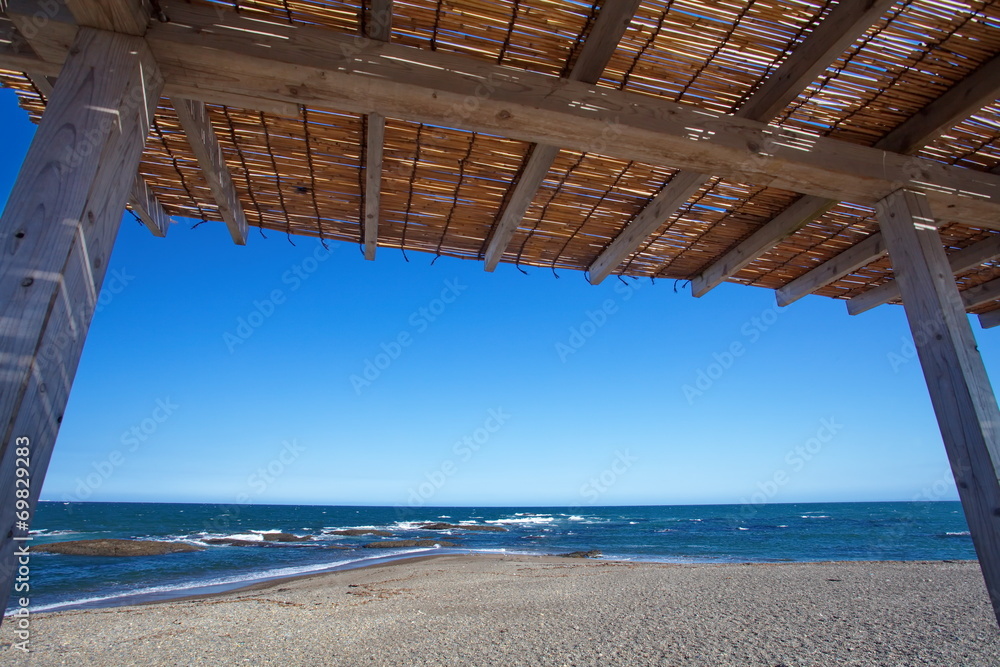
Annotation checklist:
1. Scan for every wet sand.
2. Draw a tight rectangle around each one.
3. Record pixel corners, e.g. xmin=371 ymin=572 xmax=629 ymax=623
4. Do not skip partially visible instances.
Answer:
xmin=2 ymin=554 xmax=999 ymax=666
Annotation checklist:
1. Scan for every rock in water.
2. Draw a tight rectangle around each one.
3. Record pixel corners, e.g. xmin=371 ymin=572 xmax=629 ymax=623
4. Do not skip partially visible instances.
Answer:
xmin=32 ymin=539 xmax=203 ymax=557
xmin=362 ymin=540 xmax=457 ymax=548
xmin=419 ymin=523 xmax=507 ymax=532
xmin=559 ymin=550 xmax=602 ymax=559
xmin=261 ymin=532 xmax=311 ymax=542
xmin=328 ymin=529 xmax=395 ymax=537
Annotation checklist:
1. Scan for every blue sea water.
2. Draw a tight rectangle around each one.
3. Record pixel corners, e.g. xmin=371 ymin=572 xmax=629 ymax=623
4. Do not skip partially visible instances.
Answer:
xmin=10 ymin=501 xmax=975 ymax=614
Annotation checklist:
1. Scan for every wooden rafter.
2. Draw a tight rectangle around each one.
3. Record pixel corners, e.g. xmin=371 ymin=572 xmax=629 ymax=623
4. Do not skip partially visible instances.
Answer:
xmin=847 ymin=234 xmax=1000 ymax=315
xmin=129 ymin=176 xmax=172 ymax=237
xmin=361 ymin=0 xmax=392 ymax=260
xmin=980 ymin=308 xmax=1000 ymax=329
xmin=962 ymin=277 xmax=1000 ymax=310
xmin=482 ymin=0 xmax=640 ymax=272
xmin=775 ymin=232 xmax=886 ymax=307
xmin=171 ymin=98 xmax=249 ymax=245
xmin=588 ymin=0 xmax=895 ymax=285
xmin=694 ymin=50 xmax=1000 ymax=298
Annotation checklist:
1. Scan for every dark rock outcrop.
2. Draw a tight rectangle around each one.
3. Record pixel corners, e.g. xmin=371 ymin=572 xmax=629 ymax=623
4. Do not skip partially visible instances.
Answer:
xmin=419 ymin=523 xmax=507 ymax=532
xmin=261 ymin=532 xmax=311 ymax=542
xmin=559 ymin=550 xmax=602 ymax=559
xmin=32 ymin=539 xmax=203 ymax=557
xmin=328 ymin=529 xmax=395 ymax=537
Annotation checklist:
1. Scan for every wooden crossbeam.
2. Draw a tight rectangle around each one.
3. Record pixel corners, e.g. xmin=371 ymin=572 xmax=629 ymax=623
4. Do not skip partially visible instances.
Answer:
xmin=587 ymin=0 xmax=895 ymax=285
xmin=980 ymin=308 xmax=1000 ymax=329
xmin=877 ymin=188 xmax=1000 ymax=626
xmin=691 ymin=196 xmax=836 ymax=297
xmin=693 ymin=51 xmax=1000 ymax=297
xmin=847 ymin=234 xmax=1000 ymax=315
xmin=962 ymin=277 xmax=1000 ymax=310
xmin=7 ymin=2 xmax=1000 ymax=234
xmin=482 ymin=0 xmax=640 ymax=272
xmin=129 ymin=176 xmax=171 ymax=237
xmin=361 ymin=0 xmax=392 ymax=260
xmin=0 ymin=25 xmax=163 ymax=620
xmin=171 ymin=98 xmax=249 ymax=245
xmin=775 ymin=233 xmax=886 ymax=307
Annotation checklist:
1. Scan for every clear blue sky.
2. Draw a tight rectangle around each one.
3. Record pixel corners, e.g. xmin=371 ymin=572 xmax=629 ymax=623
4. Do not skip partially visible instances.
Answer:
xmin=3 ymin=89 xmax=994 ymax=508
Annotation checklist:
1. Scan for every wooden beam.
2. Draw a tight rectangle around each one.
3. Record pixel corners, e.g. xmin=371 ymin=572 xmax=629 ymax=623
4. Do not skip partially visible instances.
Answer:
xmin=877 ymin=52 xmax=1000 ymax=155
xmin=129 ymin=175 xmax=171 ymax=237
xmin=10 ymin=1 xmax=1000 ymax=230
xmin=848 ymin=234 xmax=1000 ymax=315
xmin=979 ymin=309 xmax=1000 ymax=329
xmin=737 ymin=0 xmax=895 ymax=123
xmin=587 ymin=0 xmax=894 ymax=284
xmin=363 ymin=111 xmax=385 ymax=260
xmin=962 ymin=277 xmax=1000 ymax=310
xmin=775 ymin=232 xmax=886 ymax=307
xmin=483 ymin=0 xmax=640 ymax=272
xmin=0 ymin=15 xmax=58 ymax=76
xmin=360 ymin=0 xmax=392 ymax=260
xmin=691 ymin=196 xmax=835 ymax=296
xmin=692 ymin=50 xmax=1000 ymax=297
xmin=171 ymin=98 xmax=248 ymax=245
xmin=877 ymin=188 xmax=1000 ymax=626
xmin=587 ymin=170 xmax=709 ymax=282
xmin=64 ymin=0 xmax=151 ymax=35
xmin=0 ymin=26 xmax=162 ymax=620
xmin=483 ymin=144 xmax=560 ymax=271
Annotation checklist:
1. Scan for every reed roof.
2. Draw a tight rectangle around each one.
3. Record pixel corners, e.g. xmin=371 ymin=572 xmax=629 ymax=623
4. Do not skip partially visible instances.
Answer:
xmin=2 ymin=0 xmax=1000 ymax=315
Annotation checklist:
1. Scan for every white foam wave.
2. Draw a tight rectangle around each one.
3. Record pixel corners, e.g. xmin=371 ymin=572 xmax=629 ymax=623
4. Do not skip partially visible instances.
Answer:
xmin=487 ymin=517 xmax=555 ymax=526
xmin=16 ymin=553 xmax=424 ymax=615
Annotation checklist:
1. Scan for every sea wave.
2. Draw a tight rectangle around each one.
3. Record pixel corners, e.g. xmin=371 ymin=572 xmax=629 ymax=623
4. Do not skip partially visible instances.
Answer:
xmin=487 ymin=516 xmax=555 ymax=525
xmin=16 ymin=552 xmax=442 ymax=615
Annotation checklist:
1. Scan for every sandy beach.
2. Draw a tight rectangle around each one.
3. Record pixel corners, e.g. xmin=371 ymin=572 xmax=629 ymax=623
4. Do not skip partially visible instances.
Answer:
xmin=2 ymin=554 xmax=999 ymax=666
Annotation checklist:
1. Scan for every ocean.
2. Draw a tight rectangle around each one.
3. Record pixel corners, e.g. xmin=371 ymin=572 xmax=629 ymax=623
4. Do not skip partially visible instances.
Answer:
xmin=11 ymin=501 xmax=975 ymax=614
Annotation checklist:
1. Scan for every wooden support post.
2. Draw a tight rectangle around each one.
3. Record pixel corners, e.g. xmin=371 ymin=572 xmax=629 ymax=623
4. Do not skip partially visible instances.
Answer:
xmin=877 ymin=189 xmax=1000 ymax=626
xmin=0 ymin=27 xmax=163 ymax=618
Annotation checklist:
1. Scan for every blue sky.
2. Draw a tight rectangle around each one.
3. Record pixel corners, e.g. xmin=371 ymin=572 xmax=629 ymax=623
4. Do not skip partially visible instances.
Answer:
xmin=3 ymin=89 xmax=994 ymax=508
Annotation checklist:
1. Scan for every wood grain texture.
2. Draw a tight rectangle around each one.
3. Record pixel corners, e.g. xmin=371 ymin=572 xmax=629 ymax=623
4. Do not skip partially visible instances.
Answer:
xmin=877 ymin=188 xmax=1000 ymax=625
xmin=65 ymin=0 xmax=151 ymax=35
xmin=0 ymin=26 xmax=162 ymax=619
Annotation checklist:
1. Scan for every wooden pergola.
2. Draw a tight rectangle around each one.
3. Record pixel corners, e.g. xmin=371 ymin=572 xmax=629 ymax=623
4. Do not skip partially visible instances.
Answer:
xmin=1 ymin=0 xmax=1000 ymax=624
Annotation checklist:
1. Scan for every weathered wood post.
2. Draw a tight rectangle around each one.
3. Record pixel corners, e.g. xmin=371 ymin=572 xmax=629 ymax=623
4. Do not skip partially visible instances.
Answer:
xmin=877 ymin=188 xmax=1000 ymax=624
xmin=0 ymin=26 xmax=163 ymax=616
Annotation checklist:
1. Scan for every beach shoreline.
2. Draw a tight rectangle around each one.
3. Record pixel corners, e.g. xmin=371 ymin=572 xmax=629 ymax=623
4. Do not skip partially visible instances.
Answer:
xmin=3 ymin=553 xmax=998 ymax=666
